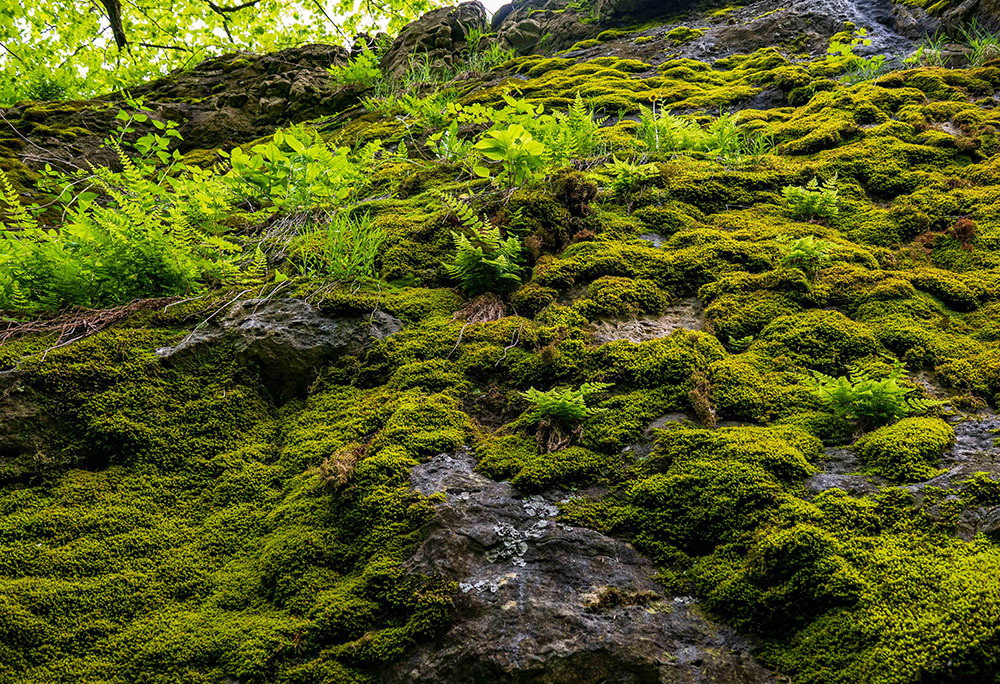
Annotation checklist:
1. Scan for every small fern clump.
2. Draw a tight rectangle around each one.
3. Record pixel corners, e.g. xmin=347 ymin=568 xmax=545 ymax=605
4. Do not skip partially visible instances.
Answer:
xmin=804 ymin=362 xmax=941 ymax=428
xmin=776 ymin=235 xmax=837 ymax=279
xmin=520 ymin=382 xmax=613 ymax=426
xmin=442 ymin=195 xmax=523 ymax=296
xmin=606 ymin=157 xmax=658 ymax=196
xmin=783 ymin=175 xmax=840 ymax=221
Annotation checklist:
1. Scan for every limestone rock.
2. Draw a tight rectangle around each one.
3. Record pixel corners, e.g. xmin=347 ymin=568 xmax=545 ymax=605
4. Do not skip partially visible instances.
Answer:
xmin=380 ymin=2 xmax=489 ymax=80
xmin=387 ymin=450 xmax=778 ymax=683
xmin=158 ymin=298 xmax=402 ymax=395
xmin=494 ymin=0 xmax=598 ymax=54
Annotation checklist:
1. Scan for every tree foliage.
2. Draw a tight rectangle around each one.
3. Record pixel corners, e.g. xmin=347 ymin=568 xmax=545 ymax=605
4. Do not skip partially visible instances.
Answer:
xmin=0 ymin=0 xmax=441 ymax=104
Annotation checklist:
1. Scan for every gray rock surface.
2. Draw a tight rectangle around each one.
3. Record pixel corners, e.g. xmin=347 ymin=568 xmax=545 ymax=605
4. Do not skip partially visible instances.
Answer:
xmin=158 ymin=298 xmax=401 ymax=395
xmin=388 ymin=450 xmax=777 ymax=683
xmin=588 ymin=298 xmax=705 ymax=345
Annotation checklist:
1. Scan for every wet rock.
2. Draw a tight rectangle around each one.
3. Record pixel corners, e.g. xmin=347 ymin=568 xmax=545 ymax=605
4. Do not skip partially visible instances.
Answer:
xmin=805 ymin=447 xmax=880 ymax=496
xmin=388 ymin=450 xmax=777 ymax=683
xmin=594 ymin=0 xmax=681 ymax=23
xmin=158 ymin=298 xmax=401 ymax=396
xmin=381 ymin=2 xmax=489 ymax=79
xmin=699 ymin=0 xmax=913 ymax=62
xmin=588 ymin=298 xmax=704 ymax=344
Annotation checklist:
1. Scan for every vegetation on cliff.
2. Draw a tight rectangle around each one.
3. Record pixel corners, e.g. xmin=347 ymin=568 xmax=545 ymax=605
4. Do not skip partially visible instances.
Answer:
xmin=5 ymin=0 xmax=1000 ymax=681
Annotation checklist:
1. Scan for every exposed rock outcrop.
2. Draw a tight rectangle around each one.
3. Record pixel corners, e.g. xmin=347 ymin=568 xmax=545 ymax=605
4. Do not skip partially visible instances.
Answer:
xmin=389 ymin=450 xmax=777 ymax=683
xmin=380 ymin=2 xmax=490 ymax=79
xmin=1 ymin=43 xmax=352 ymax=175
xmin=158 ymin=298 xmax=402 ymax=396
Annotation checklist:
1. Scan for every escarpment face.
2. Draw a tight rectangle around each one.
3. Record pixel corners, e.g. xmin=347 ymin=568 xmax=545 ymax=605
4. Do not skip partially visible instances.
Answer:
xmin=7 ymin=0 xmax=1000 ymax=683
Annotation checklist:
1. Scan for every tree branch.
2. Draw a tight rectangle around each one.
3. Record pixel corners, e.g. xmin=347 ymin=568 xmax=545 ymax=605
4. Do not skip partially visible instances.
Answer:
xmin=0 ymin=40 xmax=25 ymax=65
xmin=203 ymin=0 xmax=262 ymax=14
xmin=98 ymin=0 xmax=129 ymax=48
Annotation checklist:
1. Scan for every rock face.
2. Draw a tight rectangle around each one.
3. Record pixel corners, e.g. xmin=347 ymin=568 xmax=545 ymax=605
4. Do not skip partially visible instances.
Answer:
xmin=494 ymin=0 xmax=598 ymax=55
xmin=588 ymin=298 xmax=705 ymax=345
xmin=158 ymin=298 xmax=402 ymax=395
xmin=1 ymin=43 xmax=353 ymax=175
xmin=388 ymin=450 xmax=777 ymax=683
xmin=380 ymin=2 xmax=489 ymax=79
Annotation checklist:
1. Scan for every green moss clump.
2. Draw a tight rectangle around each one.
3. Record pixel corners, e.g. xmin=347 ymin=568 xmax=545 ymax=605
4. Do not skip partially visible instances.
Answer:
xmin=574 ymin=276 xmax=668 ymax=319
xmin=853 ymin=417 xmax=954 ymax=482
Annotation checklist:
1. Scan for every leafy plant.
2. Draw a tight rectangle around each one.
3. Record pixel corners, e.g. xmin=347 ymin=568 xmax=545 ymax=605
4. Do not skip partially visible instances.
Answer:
xmin=294 ymin=211 xmax=384 ymax=280
xmin=804 ymin=362 xmax=941 ymax=427
xmin=472 ymin=123 xmax=547 ymax=188
xmin=776 ymin=235 xmax=837 ymax=279
xmin=783 ymin=175 xmax=840 ymax=221
xmin=520 ymin=382 xmax=613 ymax=426
xmin=328 ymin=50 xmax=383 ymax=88
xmin=425 ymin=119 xmax=472 ymax=162
xmin=224 ymin=127 xmax=362 ymax=211
xmin=827 ymin=27 xmax=872 ymax=67
xmin=442 ymin=195 xmax=523 ymax=295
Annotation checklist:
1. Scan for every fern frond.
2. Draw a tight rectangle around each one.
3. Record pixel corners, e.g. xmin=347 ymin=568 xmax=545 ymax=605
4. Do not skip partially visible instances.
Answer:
xmin=442 ymin=194 xmax=495 ymax=237
xmin=0 ymin=168 xmax=37 ymax=231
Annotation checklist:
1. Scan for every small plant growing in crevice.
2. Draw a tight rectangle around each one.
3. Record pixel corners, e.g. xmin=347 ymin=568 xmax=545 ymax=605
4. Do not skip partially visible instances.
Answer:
xmin=783 ymin=175 xmax=840 ymax=221
xmin=443 ymin=195 xmax=523 ymax=295
xmin=688 ymin=371 xmax=717 ymax=428
xmin=520 ymin=382 xmax=613 ymax=453
xmin=328 ymin=50 xmax=383 ymax=88
xmin=294 ymin=211 xmax=384 ymax=280
xmin=776 ymin=235 xmax=837 ymax=279
xmin=961 ymin=20 xmax=1000 ymax=68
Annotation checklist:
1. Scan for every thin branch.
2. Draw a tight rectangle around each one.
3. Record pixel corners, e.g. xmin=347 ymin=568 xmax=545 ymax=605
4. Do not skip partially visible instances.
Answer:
xmin=136 ymin=42 xmax=193 ymax=52
xmin=203 ymin=0 xmax=261 ymax=13
xmin=0 ymin=40 xmax=25 ymax=64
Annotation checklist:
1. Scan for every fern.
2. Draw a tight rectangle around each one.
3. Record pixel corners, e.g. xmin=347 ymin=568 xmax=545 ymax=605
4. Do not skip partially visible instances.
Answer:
xmin=783 ymin=175 xmax=840 ymax=221
xmin=520 ymin=382 xmax=613 ymax=426
xmin=0 ymin=168 xmax=37 ymax=230
xmin=443 ymin=194 xmax=494 ymax=237
xmin=804 ymin=361 xmax=942 ymax=427
xmin=442 ymin=195 xmax=523 ymax=295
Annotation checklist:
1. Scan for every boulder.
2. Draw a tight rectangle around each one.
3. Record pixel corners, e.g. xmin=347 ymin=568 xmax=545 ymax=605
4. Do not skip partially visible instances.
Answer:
xmin=387 ymin=450 xmax=777 ymax=683
xmin=158 ymin=298 xmax=402 ymax=396
xmin=380 ymin=2 xmax=489 ymax=80
xmin=494 ymin=0 xmax=598 ymax=54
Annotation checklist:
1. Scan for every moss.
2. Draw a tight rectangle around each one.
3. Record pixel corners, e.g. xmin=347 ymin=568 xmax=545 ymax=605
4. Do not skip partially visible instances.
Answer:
xmin=663 ymin=26 xmax=706 ymax=46
xmin=596 ymin=29 xmax=628 ymax=41
xmin=696 ymin=523 xmax=864 ymax=635
xmin=756 ymin=309 xmax=882 ymax=374
xmin=573 ymin=276 xmax=668 ymax=319
xmin=853 ymin=417 xmax=954 ymax=482
xmin=567 ymin=39 xmax=601 ymax=51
